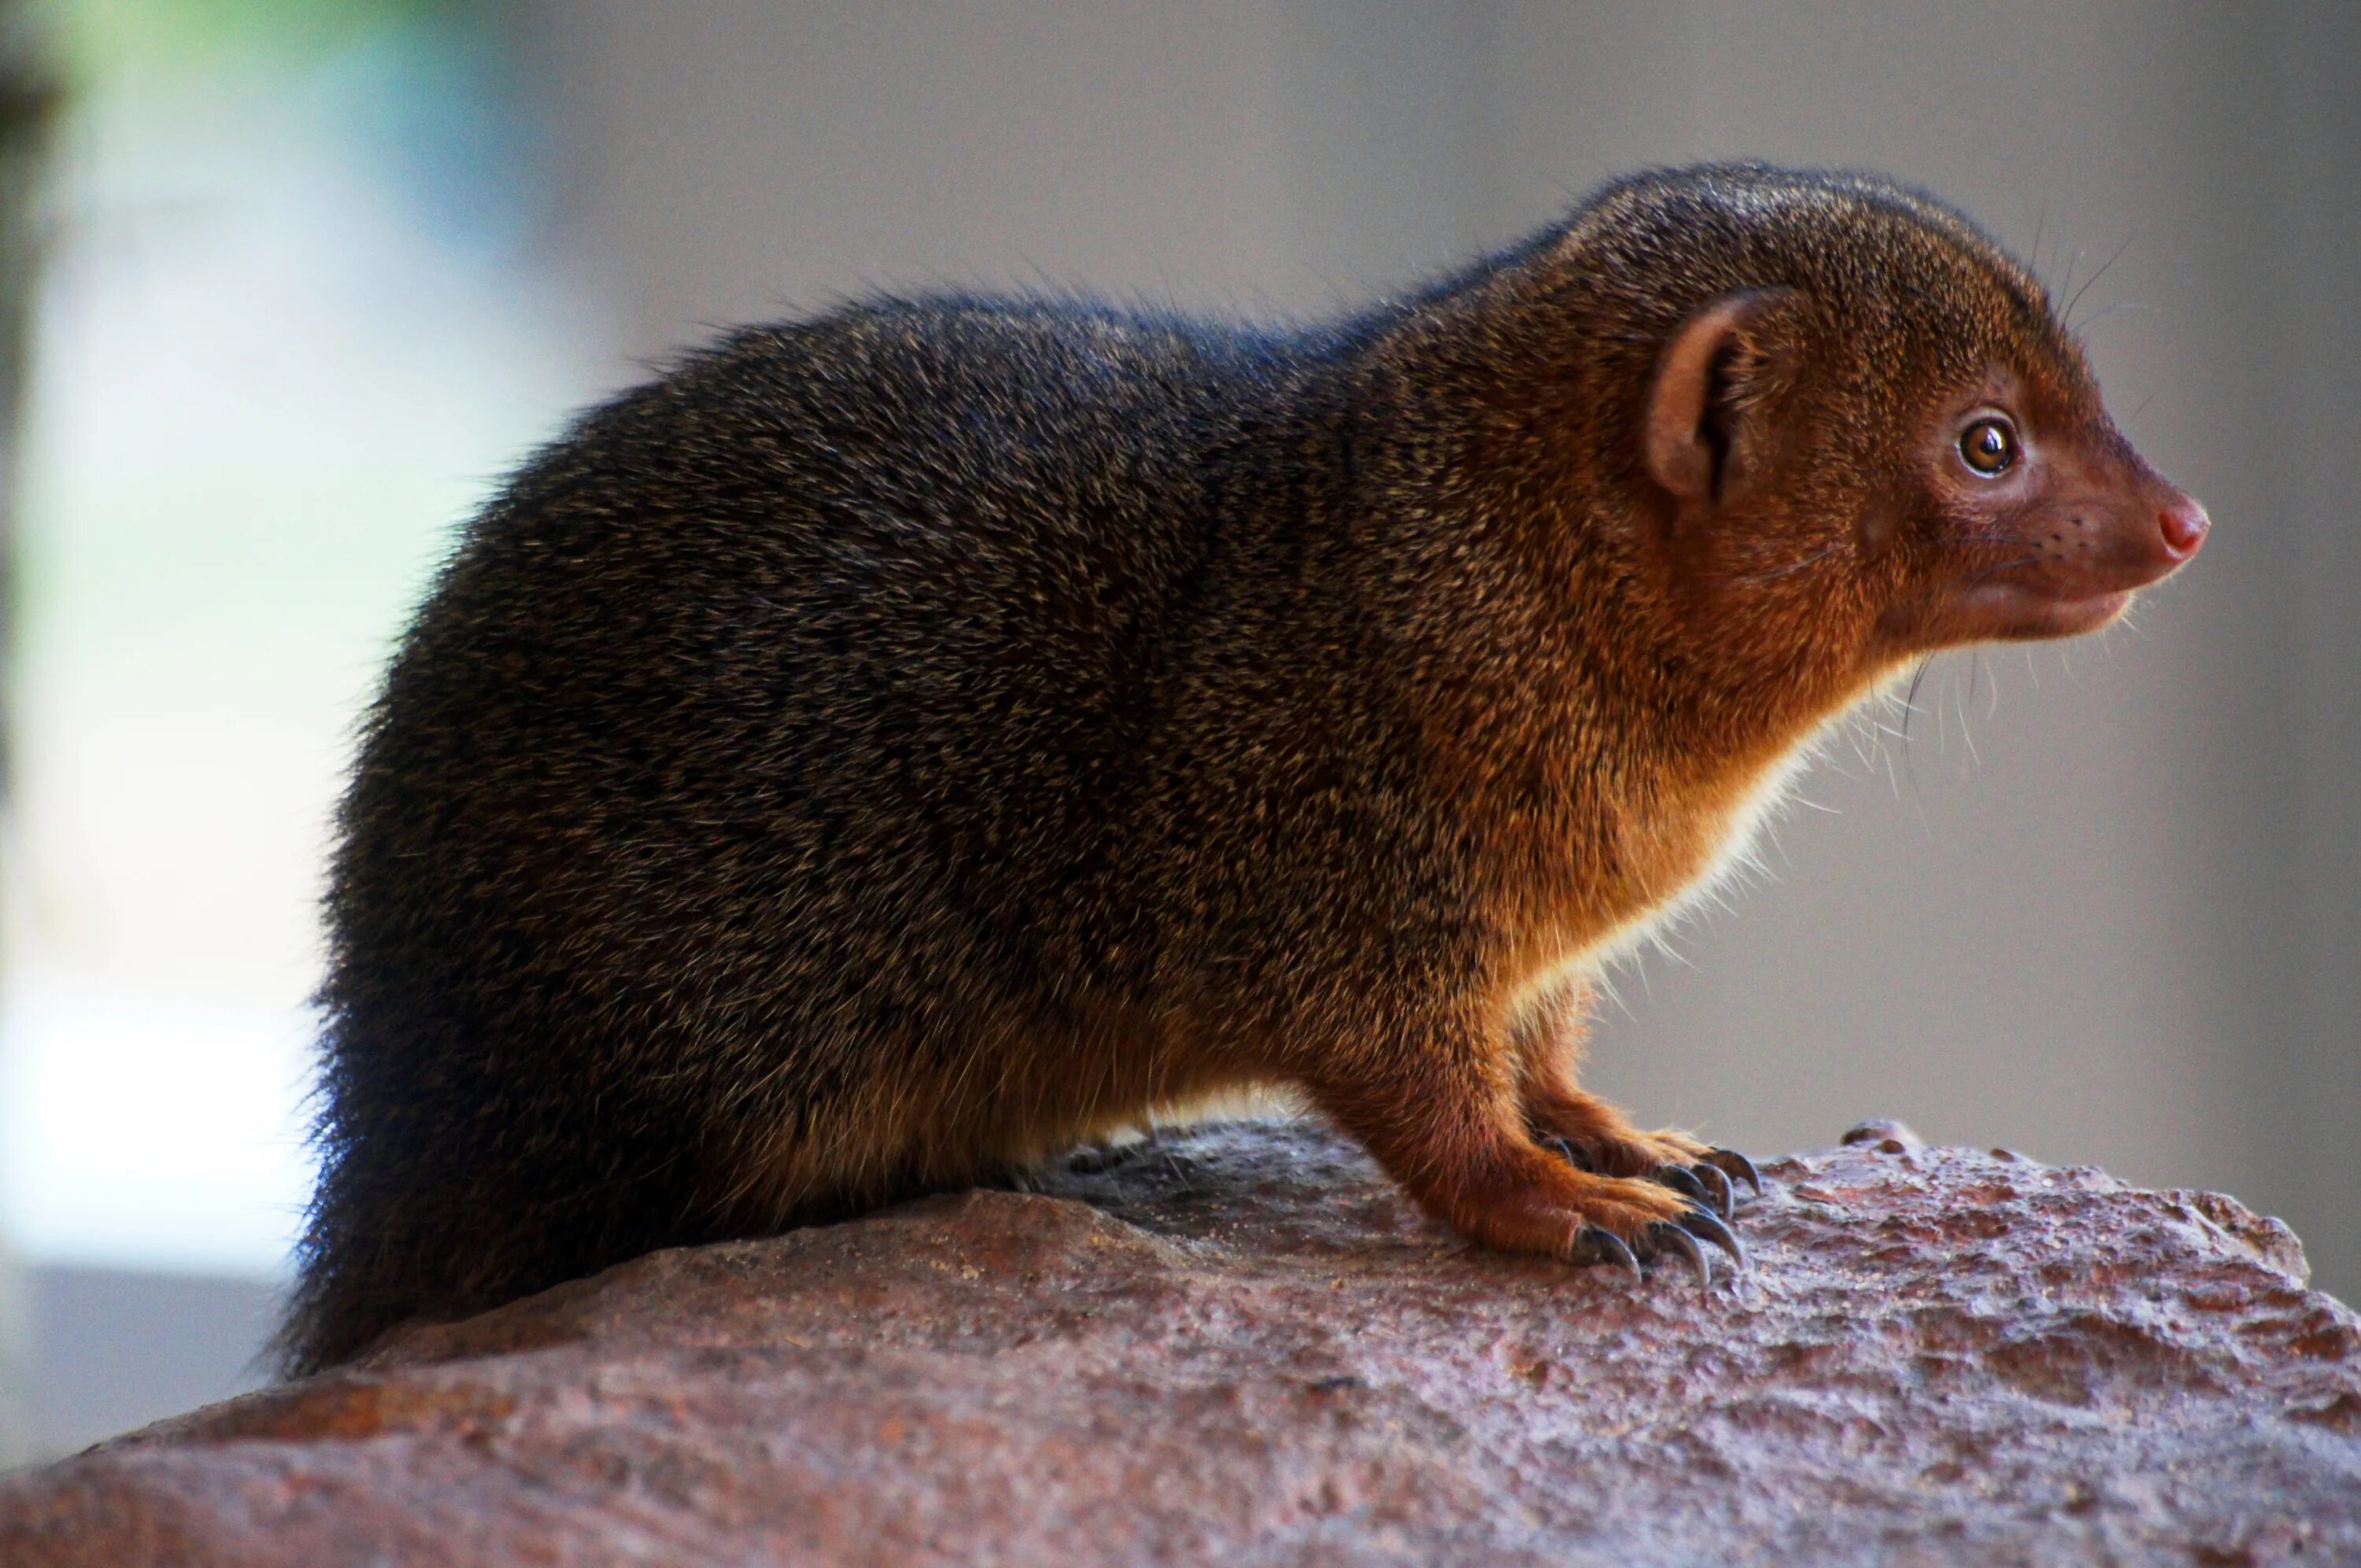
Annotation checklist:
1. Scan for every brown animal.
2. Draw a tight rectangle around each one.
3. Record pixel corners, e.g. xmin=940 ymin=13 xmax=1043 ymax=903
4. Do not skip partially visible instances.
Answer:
xmin=282 ymin=163 xmax=2207 ymax=1374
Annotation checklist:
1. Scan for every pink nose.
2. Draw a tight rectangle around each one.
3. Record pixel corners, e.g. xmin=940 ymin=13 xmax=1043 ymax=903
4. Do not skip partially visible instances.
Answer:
xmin=2158 ymin=498 xmax=2210 ymax=559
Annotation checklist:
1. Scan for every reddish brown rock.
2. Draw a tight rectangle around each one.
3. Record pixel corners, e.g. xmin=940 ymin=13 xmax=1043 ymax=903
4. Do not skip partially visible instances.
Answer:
xmin=5 ymin=1120 xmax=2358 ymax=1565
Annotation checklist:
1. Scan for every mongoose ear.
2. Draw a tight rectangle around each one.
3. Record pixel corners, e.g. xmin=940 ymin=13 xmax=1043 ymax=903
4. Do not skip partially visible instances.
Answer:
xmin=1642 ymin=287 xmax=1805 ymax=507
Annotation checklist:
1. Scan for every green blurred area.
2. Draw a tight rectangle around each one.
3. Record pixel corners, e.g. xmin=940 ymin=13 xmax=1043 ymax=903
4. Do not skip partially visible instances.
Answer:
xmin=48 ymin=0 xmax=478 ymax=81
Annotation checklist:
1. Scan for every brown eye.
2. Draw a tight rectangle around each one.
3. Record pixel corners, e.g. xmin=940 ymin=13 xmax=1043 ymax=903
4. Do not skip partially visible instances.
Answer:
xmin=1958 ymin=416 xmax=2019 ymax=477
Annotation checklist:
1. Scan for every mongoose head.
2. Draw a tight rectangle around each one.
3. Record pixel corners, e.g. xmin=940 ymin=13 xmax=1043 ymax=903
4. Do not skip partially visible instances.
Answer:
xmin=1591 ymin=165 xmax=2206 ymax=678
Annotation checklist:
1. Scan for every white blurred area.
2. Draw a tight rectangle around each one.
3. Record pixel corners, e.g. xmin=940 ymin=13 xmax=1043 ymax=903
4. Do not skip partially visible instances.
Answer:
xmin=2 ymin=996 xmax=312 ymax=1271
xmin=1 ymin=6 xmax=600 ymax=1407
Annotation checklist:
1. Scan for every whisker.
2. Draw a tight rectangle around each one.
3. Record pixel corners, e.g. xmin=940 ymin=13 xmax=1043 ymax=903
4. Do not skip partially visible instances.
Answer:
xmin=1897 ymin=655 xmax=1933 ymax=802
xmin=2064 ymin=229 xmax=2137 ymax=333
xmin=2072 ymin=301 xmax=2152 ymax=335
xmin=1958 ymin=651 xmax=1982 ymax=767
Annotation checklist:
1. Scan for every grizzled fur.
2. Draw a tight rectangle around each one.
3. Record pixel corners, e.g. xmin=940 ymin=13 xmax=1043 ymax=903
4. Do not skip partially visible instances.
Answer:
xmin=285 ymin=164 xmax=2185 ymax=1373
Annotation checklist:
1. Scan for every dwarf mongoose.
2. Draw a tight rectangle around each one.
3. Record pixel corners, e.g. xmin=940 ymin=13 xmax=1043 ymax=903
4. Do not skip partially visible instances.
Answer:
xmin=281 ymin=163 xmax=2208 ymax=1373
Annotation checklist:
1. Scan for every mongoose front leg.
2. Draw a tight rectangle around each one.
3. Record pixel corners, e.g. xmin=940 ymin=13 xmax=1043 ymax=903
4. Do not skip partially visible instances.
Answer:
xmin=1307 ymin=1022 xmax=1738 ymax=1285
xmin=1515 ymin=987 xmax=1762 ymax=1228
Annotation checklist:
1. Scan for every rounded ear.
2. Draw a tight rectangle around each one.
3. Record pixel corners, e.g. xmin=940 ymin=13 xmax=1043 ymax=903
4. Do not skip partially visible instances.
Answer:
xmin=1643 ymin=287 xmax=1805 ymax=507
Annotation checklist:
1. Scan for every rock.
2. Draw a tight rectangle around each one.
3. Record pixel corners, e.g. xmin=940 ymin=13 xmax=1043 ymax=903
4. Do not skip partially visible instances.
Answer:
xmin=3 ymin=1121 xmax=2358 ymax=1565
xmin=1838 ymin=1116 xmax=1923 ymax=1151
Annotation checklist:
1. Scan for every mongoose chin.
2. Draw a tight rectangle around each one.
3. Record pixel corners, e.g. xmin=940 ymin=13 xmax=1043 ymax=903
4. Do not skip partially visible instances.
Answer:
xmin=283 ymin=162 xmax=2207 ymax=1374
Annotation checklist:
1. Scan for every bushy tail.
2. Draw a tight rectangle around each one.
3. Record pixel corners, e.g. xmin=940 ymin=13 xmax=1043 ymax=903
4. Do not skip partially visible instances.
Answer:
xmin=275 ymin=1029 xmax=745 ymax=1376
xmin=272 ymin=1149 xmax=455 ymax=1376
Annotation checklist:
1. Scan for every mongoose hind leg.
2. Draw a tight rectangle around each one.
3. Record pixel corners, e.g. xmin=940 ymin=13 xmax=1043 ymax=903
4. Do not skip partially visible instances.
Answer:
xmin=1307 ymin=1028 xmax=1739 ymax=1286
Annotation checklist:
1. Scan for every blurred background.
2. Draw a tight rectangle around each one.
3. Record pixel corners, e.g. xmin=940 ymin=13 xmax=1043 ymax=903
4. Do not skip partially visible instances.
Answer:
xmin=0 ymin=0 xmax=2353 ymax=1464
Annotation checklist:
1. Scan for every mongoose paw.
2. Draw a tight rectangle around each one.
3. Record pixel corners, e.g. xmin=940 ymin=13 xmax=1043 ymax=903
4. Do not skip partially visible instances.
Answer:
xmin=1574 ymin=1211 xmax=1738 ymax=1290
xmin=1540 ymin=1131 xmax=1759 ymax=1222
xmin=1555 ymin=1189 xmax=1745 ymax=1287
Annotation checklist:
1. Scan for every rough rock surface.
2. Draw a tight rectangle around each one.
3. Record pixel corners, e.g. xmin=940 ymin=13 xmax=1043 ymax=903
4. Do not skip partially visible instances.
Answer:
xmin=4 ymin=1120 xmax=2359 ymax=1566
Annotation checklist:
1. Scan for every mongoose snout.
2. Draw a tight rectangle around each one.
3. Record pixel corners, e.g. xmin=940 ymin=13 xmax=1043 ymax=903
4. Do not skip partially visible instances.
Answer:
xmin=279 ymin=163 xmax=2206 ymax=1374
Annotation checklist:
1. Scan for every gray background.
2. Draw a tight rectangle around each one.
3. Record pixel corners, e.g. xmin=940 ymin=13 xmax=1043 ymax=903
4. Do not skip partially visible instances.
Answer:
xmin=18 ymin=0 xmax=2360 ymax=1458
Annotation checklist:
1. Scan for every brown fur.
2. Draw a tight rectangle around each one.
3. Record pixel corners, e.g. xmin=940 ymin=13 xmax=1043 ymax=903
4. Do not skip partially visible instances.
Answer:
xmin=281 ymin=164 xmax=2204 ymax=1374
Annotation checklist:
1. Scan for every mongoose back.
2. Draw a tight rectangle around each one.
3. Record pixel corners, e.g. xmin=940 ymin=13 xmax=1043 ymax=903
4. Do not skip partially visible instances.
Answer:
xmin=284 ymin=163 xmax=2208 ymax=1373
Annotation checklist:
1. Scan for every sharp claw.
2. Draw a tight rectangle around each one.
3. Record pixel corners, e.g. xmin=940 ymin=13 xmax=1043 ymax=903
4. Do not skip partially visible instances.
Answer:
xmin=1646 ymin=1220 xmax=1714 ymax=1289
xmin=1690 ymin=1161 xmax=1735 ymax=1220
xmin=1651 ymin=1164 xmax=1710 ymax=1205
xmin=1540 ymin=1134 xmax=1595 ymax=1172
xmin=1676 ymin=1205 xmax=1748 ymax=1271
xmin=1705 ymin=1146 xmax=1763 ymax=1197
xmin=1574 ymin=1224 xmax=1642 ymax=1285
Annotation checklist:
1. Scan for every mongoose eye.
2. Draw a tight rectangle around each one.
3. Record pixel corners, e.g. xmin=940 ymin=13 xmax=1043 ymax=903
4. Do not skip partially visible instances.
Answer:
xmin=1957 ymin=416 xmax=2019 ymax=477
